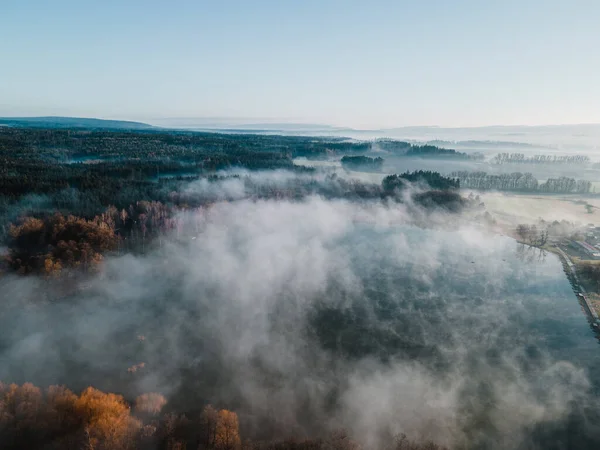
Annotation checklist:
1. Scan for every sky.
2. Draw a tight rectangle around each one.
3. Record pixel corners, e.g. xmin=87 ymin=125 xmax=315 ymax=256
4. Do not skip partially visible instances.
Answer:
xmin=1 ymin=0 xmax=599 ymax=128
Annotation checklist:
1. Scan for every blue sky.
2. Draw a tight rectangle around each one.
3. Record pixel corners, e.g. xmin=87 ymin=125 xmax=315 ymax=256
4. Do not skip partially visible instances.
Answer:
xmin=1 ymin=0 xmax=599 ymax=128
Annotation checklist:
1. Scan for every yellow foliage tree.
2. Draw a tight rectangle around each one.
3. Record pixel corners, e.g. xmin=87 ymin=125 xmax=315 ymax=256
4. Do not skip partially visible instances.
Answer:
xmin=8 ymin=213 xmax=117 ymax=274
xmin=75 ymin=387 xmax=141 ymax=450
xmin=214 ymin=409 xmax=241 ymax=450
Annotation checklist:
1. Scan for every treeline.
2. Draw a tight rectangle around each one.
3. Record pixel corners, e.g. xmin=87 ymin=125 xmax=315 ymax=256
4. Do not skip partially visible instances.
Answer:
xmin=0 ymin=381 xmax=447 ymax=450
xmin=492 ymin=153 xmax=590 ymax=165
xmin=340 ymin=156 xmax=384 ymax=171
xmin=405 ymin=145 xmax=482 ymax=160
xmin=383 ymin=171 xmax=460 ymax=192
xmin=373 ymin=140 xmax=483 ymax=160
xmin=450 ymin=171 xmax=592 ymax=193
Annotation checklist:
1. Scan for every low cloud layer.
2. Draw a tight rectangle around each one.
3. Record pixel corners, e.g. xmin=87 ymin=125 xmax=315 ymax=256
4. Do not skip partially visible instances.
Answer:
xmin=1 ymin=186 xmax=599 ymax=448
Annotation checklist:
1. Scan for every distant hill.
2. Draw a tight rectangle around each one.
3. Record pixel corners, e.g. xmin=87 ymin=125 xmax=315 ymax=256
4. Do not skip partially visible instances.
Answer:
xmin=0 ymin=116 xmax=155 ymax=130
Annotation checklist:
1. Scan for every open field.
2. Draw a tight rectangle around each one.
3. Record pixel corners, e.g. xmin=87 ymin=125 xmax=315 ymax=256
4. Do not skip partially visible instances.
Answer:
xmin=476 ymin=191 xmax=600 ymax=226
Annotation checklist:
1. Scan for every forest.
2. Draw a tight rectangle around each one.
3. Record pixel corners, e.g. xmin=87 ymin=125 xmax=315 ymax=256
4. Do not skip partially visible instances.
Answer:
xmin=405 ymin=145 xmax=476 ymax=159
xmin=0 ymin=128 xmax=466 ymax=209
xmin=340 ymin=156 xmax=384 ymax=171
xmin=382 ymin=172 xmax=460 ymax=192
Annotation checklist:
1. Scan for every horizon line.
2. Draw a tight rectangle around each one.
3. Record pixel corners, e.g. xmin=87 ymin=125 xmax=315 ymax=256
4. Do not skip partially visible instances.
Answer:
xmin=3 ymin=115 xmax=600 ymax=130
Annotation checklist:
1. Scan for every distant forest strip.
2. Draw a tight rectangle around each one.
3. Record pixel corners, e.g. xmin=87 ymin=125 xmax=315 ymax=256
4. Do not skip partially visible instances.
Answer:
xmin=383 ymin=171 xmax=460 ymax=192
xmin=341 ymin=155 xmax=384 ymax=171
xmin=373 ymin=140 xmax=484 ymax=160
xmin=450 ymin=171 xmax=593 ymax=193
xmin=0 ymin=127 xmax=368 ymax=167
xmin=0 ymin=128 xmax=480 ymax=164
xmin=0 ymin=381 xmax=447 ymax=450
xmin=492 ymin=153 xmax=590 ymax=165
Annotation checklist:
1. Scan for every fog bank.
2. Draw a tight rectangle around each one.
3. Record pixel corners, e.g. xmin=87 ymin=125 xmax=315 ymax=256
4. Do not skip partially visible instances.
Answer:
xmin=1 ymin=194 xmax=599 ymax=448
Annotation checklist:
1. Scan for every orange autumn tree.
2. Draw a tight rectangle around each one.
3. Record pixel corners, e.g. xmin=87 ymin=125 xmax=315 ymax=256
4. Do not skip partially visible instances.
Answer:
xmin=214 ymin=409 xmax=241 ymax=450
xmin=8 ymin=213 xmax=117 ymax=274
xmin=74 ymin=387 xmax=141 ymax=450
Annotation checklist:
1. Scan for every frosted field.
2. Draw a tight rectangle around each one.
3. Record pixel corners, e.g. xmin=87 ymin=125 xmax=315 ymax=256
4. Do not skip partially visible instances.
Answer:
xmin=476 ymin=191 xmax=600 ymax=226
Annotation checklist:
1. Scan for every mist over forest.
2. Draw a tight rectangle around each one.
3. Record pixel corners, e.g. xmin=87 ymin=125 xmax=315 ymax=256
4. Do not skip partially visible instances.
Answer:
xmin=2 ymin=125 xmax=600 ymax=449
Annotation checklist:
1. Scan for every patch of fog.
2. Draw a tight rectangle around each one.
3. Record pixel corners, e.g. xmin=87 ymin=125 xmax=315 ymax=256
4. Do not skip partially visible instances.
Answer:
xmin=1 ymin=193 xmax=600 ymax=447
xmin=293 ymin=157 xmax=342 ymax=169
xmin=293 ymin=158 xmax=387 ymax=184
